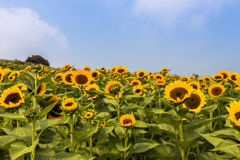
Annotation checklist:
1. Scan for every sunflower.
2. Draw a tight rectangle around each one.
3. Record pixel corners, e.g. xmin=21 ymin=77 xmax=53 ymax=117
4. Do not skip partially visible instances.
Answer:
xmin=198 ymin=78 xmax=204 ymax=83
xmin=37 ymin=82 xmax=46 ymax=96
xmin=72 ymin=67 xmax=76 ymax=71
xmin=190 ymin=76 xmax=194 ymax=80
xmin=100 ymin=67 xmax=106 ymax=73
xmin=133 ymin=85 xmax=143 ymax=95
xmin=54 ymin=73 xmax=63 ymax=84
xmin=0 ymin=86 xmax=25 ymax=109
xmin=213 ymin=73 xmax=223 ymax=81
xmin=105 ymin=80 xmax=123 ymax=99
xmin=8 ymin=74 xmax=16 ymax=81
xmin=26 ymin=66 xmax=32 ymax=71
xmin=164 ymin=80 xmax=195 ymax=103
xmin=130 ymin=79 xmax=141 ymax=86
xmin=149 ymin=75 xmax=155 ymax=79
xmin=14 ymin=83 xmax=28 ymax=91
xmin=155 ymin=79 xmax=166 ymax=86
xmin=208 ymin=83 xmax=225 ymax=97
xmin=200 ymin=83 xmax=208 ymax=90
xmin=110 ymin=73 xmax=115 ymax=78
xmin=61 ymin=98 xmax=78 ymax=111
xmin=154 ymin=74 xmax=164 ymax=80
xmin=38 ymin=64 xmax=44 ymax=73
xmin=60 ymin=64 xmax=70 ymax=72
xmin=101 ymin=121 xmax=106 ymax=127
xmin=85 ymin=84 xmax=99 ymax=100
xmin=83 ymin=66 xmax=91 ymax=72
xmin=148 ymin=72 xmax=153 ymax=75
xmin=203 ymin=76 xmax=212 ymax=82
xmin=189 ymin=81 xmax=200 ymax=90
xmin=120 ymin=114 xmax=136 ymax=127
xmin=218 ymin=70 xmax=229 ymax=80
xmin=136 ymin=69 xmax=146 ymax=78
xmin=0 ymin=70 xmax=5 ymax=82
xmin=72 ymin=70 xmax=92 ymax=87
xmin=161 ymin=68 xmax=169 ymax=73
xmin=62 ymin=71 xmax=73 ymax=85
xmin=115 ymin=66 xmax=128 ymax=75
xmin=91 ymin=70 xmax=100 ymax=79
xmin=183 ymin=89 xmax=206 ymax=113
xmin=47 ymin=96 xmax=64 ymax=119
xmin=181 ymin=76 xmax=189 ymax=82
xmin=229 ymin=72 xmax=240 ymax=82
xmin=111 ymin=66 xmax=117 ymax=72
xmin=83 ymin=109 xmax=96 ymax=120
xmin=19 ymin=70 xmax=25 ymax=75
xmin=226 ymin=100 xmax=240 ymax=126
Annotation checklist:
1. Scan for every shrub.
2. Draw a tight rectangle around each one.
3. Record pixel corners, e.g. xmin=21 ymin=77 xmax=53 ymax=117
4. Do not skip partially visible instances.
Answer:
xmin=26 ymin=55 xmax=50 ymax=66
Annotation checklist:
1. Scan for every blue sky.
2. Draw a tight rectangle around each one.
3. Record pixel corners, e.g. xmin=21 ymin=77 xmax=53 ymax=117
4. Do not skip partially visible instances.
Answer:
xmin=0 ymin=0 xmax=240 ymax=77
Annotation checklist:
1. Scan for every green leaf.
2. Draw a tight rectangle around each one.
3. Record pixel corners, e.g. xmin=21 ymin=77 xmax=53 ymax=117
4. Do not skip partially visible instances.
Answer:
xmin=97 ymin=126 xmax=115 ymax=138
xmin=142 ymin=93 xmax=155 ymax=106
xmin=171 ymin=137 xmax=198 ymax=149
xmin=198 ymin=152 xmax=221 ymax=160
xmin=35 ymin=100 xmax=59 ymax=119
xmin=36 ymin=145 xmax=55 ymax=160
xmin=177 ymin=108 xmax=189 ymax=118
xmin=114 ymin=127 xmax=125 ymax=138
xmin=145 ymin=108 xmax=171 ymax=115
xmin=103 ymin=98 xmax=118 ymax=107
xmin=10 ymin=138 xmax=39 ymax=160
xmin=186 ymin=119 xmax=214 ymax=134
xmin=132 ymin=129 xmax=148 ymax=134
xmin=121 ymin=105 xmax=142 ymax=113
xmin=130 ymin=140 xmax=159 ymax=153
xmin=200 ymin=104 xmax=217 ymax=112
xmin=149 ymin=124 xmax=177 ymax=138
xmin=0 ymin=135 xmax=16 ymax=151
xmin=0 ymin=113 xmax=25 ymax=120
xmin=50 ymin=152 xmax=87 ymax=160
xmin=40 ymin=117 xmax=69 ymax=131
xmin=153 ymin=118 xmax=182 ymax=128
xmin=72 ymin=123 xmax=99 ymax=142
xmin=95 ymin=146 xmax=120 ymax=160
xmin=116 ymin=142 xmax=132 ymax=152
xmin=134 ymin=120 xmax=148 ymax=128
xmin=2 ymin=127 xmax=34 ymax=146
xmin=95 ymin=112 xmax=111 ymax=122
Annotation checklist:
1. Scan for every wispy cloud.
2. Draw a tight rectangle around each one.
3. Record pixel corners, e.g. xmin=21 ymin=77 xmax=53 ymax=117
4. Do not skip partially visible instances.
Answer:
xmin=0 ymin=7 xmax=68 ymax=62
xmin=133 ymin=0 xmax=236 ymax=28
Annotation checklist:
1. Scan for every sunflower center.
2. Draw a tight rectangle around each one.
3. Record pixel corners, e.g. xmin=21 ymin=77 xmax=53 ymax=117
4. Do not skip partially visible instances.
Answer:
xmin=123 ymin=119 xmax=132 ymax=125
xmin=49 ymin=104 xmax=62 ymax=117
xmin=231 ymin=75 xmax=237 ymax=81
xmin=190 ymin=84 xmax=198 ymax=90
xmin=235 ymin=112 xmax=240 ymax=121
xmin=222 ymin=73 xmax=228 ymax=79
xmin=185 ymin=94 xmax=201 ymax=109
xmin=135 ymin=89 xmax=141 ymax=93
xmin=170 ymin=87 xmax=188 ymax=101
xmin=65 ymin=102 xmax=73 ymax=107
xmin=211 ymin=87 xmax=223 ymax=96
xmin=139 ymin=72 xmax=144 ymax=77
xmin=4 ymin=93 xmax=21 ymax=104
xmin=132 ymin=82 xmax=139 ymax=85
xmin=215 ymin=76 xmax=222 ymax=80
xmin=65 ymin=74 xmax=72 ymax=83
xmin=75 ymin=75 xmax=88 ymax=84
xmin=56 ymin=76 xmax=62 ymax=82
xmin=118 ymin=69 xmax=125 ymax=73
xmin=92 ymin=73 xmax=98 ymax=77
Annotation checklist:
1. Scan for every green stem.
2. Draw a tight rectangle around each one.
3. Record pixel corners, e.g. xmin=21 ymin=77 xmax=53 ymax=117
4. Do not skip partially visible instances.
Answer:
xmin=158 ymin=88 xmax=161 ymax=118
xmin=31 ymin=118 xmax=35 ymax=160
xmin=117 ymin=93 xmax=120 ymax=121
xmin=124 ymin=128 xmax=128 ymax=160
xmin=89 ymin=120 xmax=93 ymax=158
xmin=209 ymin=108 xmax=213 ymax=131
xmin=179 ymin=106 xmax=185 ymax=160
xmin=70 ymin=115 xmax=74 ymax=152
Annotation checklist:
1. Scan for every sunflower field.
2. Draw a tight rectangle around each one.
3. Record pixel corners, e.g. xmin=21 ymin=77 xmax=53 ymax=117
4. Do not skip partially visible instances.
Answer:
xmin=1 ymin=60 xmax=240 ymax=160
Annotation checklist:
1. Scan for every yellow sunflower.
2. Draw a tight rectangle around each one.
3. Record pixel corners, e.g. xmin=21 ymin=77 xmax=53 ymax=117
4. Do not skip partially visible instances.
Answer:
xmin=0 ymin=70 xmax=5 ymax=82
xmin=183 ymin=89 xmax=206 ymax=113
xmin=208 ymin=83 xmax=225 ymax=97
xmin=62 ymin=71 xmax=73 ymax=85
xmin=136 ymin=69 xmax=146 ymax=78
xmin=61 ymin=98 xmax=78 ymax=111
xmin=83 ymin=66 xmax=91 ymax=72
xmin=91 ymin=70 xmax=100 ymax=79
xmin=84 ymin=84 xmax=100 ymax=100
xmin=37 ymin=82 xmax=46 ymax=96
xmin=155 ymin=79 xmax=166 ymax=86
xmin=47 ymin=96 xmax=64 ymax=119
xmin=130 ymin=79 xmax=141 ymax=86
xmin=72 ymin=70 xmax=92 ymax=87
xmin=213 ymin=73 xmax=223 ymax=81
xmin=120 ymin=114 xmax=136 ymax=127
xmin=226 ymin=100 xmax=240 ymax=126
xmin=14 ymin=83 xmax=28 ymax=91
xmin=60 ymin=64 xmax=70 ymax=72
xmin=0 ymin=86 xmax=25 ymax=109
xmin=154 ymin=73 xmax=164 ymax=80
xmin=189 ymin=81 xmax=200 ymax=90
xmin=200 ymin=83 xmax=208 ymax=90
xmin=229 ymin=72 xmax=240 ymax=82
xmin=181 ymin=76 xmax=189 ymax=82
xmin=111 ymin=66 xmax=117 ymax=72
xmin=83 ymin=109 xmax=96 ymax=120
xmin=101 ymin=121 xmax=106 ymax=127
xmin=164 ymin=80 xmax=195 ymax=103
xmin=161 ymin=67 xmax=169 ymax=73
xmin=133 ymin=85 xmax=143 ymax=95
xmin=8 ymin=74 xmax=16 ymax=81
xmin=203 ymin=76 xmax=212 ymax=82
xmin=54 ymin=73 xmax=63 ymax=84
xmin=198 ymin=78 xmax=204 ymax=83
xmin=100 ymin=67 xmax=106 ymax=73
xmin=218 ymin=70 xmax=229 ymax=80
xmin=72 ymin=67 xmax=76 ymax=71
xmin=26 ymin=66 xmax=32 ymax=71
xmin=105 ymin=80 xmax=123 ymax=99
xmin=115 ymin=66 xmax=128 ymax=75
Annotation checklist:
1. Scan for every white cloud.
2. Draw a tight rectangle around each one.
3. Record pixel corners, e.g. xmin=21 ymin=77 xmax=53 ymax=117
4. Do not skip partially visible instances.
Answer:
xmin=0 ymin=7 xmax=68 ymax=62
xmin=133 ymin=0 xmax=236 ymax=27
